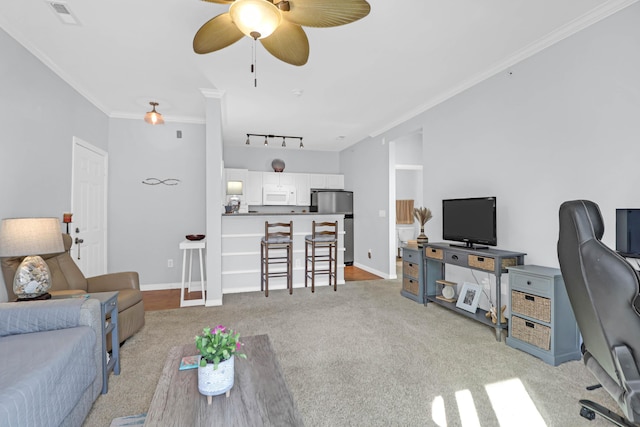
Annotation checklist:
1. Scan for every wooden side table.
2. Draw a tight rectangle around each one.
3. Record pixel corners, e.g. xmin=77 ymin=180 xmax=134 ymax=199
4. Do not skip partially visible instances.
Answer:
xmin=89 ymin=291 xmax=120 ymax=393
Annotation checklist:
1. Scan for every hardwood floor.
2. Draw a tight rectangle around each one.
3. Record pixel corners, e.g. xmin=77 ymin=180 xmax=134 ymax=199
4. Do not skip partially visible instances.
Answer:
xmin=345 ymin=265 xmax=381 ymax=281
xmin=142 ymin=266 xmax=382 ymax=311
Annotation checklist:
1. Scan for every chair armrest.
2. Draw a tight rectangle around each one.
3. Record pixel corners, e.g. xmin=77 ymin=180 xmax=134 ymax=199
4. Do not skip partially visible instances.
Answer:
xmin=87 ymin=271 xmax=140 ymax=293
xmin=0 ymin=298 xmax=86 ymax=337
xmin=614 ymin=345 xmax=640 ymax=384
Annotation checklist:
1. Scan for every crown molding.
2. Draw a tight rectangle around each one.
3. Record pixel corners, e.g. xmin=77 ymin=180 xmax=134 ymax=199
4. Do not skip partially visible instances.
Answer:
xmin=0 ymin=17 xmax=111 ymax=117
xmin=109 ymin=112 xmax=206 ymax=124
xmin=200 ymin=88 xmax=226 ymax=99
xmin=369 ymin=0 xmax=639 ymax=138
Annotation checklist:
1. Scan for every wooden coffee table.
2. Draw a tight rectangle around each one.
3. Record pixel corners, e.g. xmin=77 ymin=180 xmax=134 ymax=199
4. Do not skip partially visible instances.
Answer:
xmin=144 ymin=334 xmax=304 ymax=426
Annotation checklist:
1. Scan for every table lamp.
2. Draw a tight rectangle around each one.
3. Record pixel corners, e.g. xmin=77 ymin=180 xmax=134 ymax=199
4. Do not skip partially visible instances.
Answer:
xmin=226 ymin=181 xmax=243 ymax=213
xmin=0 ymin=218 xmax=64 ymax=300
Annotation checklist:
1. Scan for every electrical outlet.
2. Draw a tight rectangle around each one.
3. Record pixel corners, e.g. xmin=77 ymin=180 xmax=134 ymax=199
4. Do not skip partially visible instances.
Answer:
xmin=368 ymin=249 xmax=372 ymax=259
xmin=167 ymin=259 xmax=174 ymax=268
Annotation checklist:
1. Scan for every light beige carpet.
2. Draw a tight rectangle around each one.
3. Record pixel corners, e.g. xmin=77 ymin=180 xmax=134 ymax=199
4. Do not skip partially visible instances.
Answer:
xmin=85 ymin=277 xmax=618 ymax=426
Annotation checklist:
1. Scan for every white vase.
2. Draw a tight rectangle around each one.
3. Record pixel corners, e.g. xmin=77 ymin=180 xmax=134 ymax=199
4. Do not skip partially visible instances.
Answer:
xmin=197 ymin=355 xmax=234 ymax=404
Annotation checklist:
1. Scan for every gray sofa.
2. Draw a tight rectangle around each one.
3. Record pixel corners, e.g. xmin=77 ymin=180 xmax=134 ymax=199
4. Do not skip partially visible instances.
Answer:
xmin=0 ymin=298 xmax=103 ymax=427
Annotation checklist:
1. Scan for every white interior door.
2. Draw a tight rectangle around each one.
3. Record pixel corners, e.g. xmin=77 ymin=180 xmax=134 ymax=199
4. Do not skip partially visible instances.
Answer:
xmin=71 ymin=137 xmax=108 ymax=277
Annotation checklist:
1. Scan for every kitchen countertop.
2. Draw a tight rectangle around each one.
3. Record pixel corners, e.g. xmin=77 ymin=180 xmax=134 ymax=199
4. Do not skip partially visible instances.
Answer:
xmin=222 ymin=212 xmax=345 ymax=216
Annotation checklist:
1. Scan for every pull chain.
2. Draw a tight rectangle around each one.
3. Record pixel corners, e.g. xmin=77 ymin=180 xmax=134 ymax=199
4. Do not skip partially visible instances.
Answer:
xmin=250 ymin=33 xmax=259 ymax=87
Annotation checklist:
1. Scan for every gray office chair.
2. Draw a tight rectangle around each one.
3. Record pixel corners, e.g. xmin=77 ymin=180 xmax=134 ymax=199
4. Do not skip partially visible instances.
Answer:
xmin=558 ymin=200 xmax=640 ymax=426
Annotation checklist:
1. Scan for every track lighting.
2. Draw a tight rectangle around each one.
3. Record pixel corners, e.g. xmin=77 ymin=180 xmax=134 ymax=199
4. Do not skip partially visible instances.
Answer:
xmin=243 ymin=133 xmax=305 ymax=149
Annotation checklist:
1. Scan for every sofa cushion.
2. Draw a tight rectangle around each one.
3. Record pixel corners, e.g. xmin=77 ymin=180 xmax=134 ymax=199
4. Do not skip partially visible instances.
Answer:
xmin=0 ymin=326 xmax=97 ymax=427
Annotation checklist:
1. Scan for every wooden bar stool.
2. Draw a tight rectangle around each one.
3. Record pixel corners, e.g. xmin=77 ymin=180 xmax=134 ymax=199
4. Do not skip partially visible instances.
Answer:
xmin=305 ymin=221 xmax=338 ymax=293
xmin=260 ymin=221 xmax=293 ymax=297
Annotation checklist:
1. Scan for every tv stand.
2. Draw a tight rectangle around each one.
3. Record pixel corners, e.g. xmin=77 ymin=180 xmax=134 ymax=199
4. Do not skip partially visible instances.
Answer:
xmin=423 ymin=243 xmax=526 ymax=341
xmin=449 ymin=243 xmax=489 ymax=250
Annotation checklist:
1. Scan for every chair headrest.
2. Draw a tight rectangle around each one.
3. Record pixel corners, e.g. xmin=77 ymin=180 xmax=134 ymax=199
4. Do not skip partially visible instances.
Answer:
xmin=559 ymin=200 xmax=604 ymax=244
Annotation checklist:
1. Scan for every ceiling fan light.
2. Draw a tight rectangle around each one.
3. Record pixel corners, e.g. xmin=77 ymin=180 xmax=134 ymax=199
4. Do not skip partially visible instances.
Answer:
xmin=230 ymin=0 xmax=282 ymax=40
xmin=144 ymin=102 xmax=164 ymax=125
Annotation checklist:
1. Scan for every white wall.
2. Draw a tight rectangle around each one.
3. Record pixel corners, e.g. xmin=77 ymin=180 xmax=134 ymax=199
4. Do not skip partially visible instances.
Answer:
xmin=341 ymin=3 xmax=640 ymax=297
xmin=223 ymin=145 xmax=341 ymax=174
xmin=421 ymin=2 xmax=640 ymax=269
xmin=107 ymin=119 xmax=206 ymax=285
xmin=340 ymin=138 xmax=392 ymax=277
xmin=0 ymin=29 xmax=109 ymax=302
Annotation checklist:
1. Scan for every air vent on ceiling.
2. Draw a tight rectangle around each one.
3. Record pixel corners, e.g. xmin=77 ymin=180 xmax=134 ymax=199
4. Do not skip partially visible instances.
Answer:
xmin=47 ymin=1 xmax=80 ymax=25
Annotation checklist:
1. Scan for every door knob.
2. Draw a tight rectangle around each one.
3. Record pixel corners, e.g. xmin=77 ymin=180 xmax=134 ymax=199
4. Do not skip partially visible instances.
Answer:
xmin=75 ymin=237 xmax=84 ymax=260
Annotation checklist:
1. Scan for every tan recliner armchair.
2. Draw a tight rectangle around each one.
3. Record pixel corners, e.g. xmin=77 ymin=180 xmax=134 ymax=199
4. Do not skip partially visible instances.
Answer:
xmin=1 ymin=234 xmax=145 ymax=346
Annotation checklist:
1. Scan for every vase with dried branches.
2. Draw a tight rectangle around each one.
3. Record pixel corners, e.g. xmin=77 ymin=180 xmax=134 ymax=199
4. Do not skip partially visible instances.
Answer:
xmin=414 ymin=207 xmax=433 ymax=247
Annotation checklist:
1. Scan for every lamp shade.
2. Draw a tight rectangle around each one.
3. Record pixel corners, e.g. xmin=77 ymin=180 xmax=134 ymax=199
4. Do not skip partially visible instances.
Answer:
xmin=0 ymin=218 xmax=64 ymax=257
xmin=226 ymin=181 xmax=244 ymax=196
xmin=229 ymin=0 xmax=282 ymax=39
xmin=0 ymin=218 xmax=64 ymax=300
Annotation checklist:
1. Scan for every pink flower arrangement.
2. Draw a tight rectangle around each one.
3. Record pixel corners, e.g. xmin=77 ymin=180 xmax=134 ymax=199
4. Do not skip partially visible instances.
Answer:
xmin=195 ymin=325 xmax=246 ymax=369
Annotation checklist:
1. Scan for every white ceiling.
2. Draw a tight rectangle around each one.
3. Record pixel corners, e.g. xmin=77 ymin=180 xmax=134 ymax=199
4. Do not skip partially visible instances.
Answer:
xmin=0 ymin=0 xmax=633 ymax=151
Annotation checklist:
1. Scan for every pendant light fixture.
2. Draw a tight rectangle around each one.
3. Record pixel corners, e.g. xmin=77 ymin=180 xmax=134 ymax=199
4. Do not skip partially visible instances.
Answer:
xmin=144 ymin=102 xmax=164 ymax=125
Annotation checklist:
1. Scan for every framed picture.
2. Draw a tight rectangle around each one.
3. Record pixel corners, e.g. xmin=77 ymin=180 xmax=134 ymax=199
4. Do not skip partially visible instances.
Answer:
xmin=456 ymin=282 xmax=482 ymax=313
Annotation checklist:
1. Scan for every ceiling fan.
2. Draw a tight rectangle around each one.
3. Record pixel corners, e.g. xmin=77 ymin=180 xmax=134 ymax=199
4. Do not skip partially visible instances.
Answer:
xmin=193 ymin=0 xmax=371 ymax=66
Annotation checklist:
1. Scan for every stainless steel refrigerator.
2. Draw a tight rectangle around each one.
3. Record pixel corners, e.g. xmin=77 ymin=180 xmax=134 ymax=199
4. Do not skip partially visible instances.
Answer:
xmin=310 ymin=190 xmax=354 ymax=265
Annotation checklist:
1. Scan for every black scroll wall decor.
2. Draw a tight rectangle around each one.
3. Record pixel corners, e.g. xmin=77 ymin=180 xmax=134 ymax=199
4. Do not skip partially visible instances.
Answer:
xmin=142 ymin=178 xmax=181 ymax=186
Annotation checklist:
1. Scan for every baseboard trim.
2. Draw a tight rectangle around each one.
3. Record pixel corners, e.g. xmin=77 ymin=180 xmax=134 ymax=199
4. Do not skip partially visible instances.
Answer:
xmin=353 ymin=262 xmax=392 ymax=280
xmin=140 ymin=282 xmax=208 ymax=292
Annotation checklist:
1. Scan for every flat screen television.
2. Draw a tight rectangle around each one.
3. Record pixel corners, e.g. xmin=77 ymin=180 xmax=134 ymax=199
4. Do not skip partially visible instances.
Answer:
xmin=442 ymin=197 xmax=497 ymax=249
xmin=616 ymin=209 xmax=640 ymax=258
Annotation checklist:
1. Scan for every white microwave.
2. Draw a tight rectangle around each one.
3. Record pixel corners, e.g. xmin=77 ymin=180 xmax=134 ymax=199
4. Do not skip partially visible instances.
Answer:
xmin=262 ymin=184 xmax=297 ymax=205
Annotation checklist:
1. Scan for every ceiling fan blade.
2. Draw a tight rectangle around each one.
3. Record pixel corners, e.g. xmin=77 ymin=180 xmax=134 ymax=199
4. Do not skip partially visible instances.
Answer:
xmin=283 ymin=0 xmax=370 ymax=28
xmin=260 ymin=21 xmax=309 ymax=66
xmin=193 ymin=12 xmax=245 ymax=54
xmin=201 ymin=0 xmax=234 ymax=4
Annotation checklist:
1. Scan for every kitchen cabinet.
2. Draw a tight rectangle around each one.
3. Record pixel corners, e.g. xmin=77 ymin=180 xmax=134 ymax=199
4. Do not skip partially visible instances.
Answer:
xmin=326 ymin=174 xmax=344 ymax=189
xmin=309 ymin=173 xmax=344 ymax=190
xmin=246 ymin=171 xmax=263 ymax=206
xmin=295 ymin=174 xmax=310 ymax=206
xmin=225 ymin=168 xmax=248 ymax=184
xmin=263 ymin=172 xmax=295 ymax=187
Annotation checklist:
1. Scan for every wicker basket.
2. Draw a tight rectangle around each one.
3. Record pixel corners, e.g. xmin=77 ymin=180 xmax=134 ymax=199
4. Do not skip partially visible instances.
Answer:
xmin=403 ymin=277 xmax=419 ymax=296
xmin=511 ymin=290 xmax=551 ymax=323
xmin=425 ymin=247 xmax=443 ymax=260
xmin=511 ymin=315 xmax=551 ymax=350
xmin=468 ymin=255 xmax=495 ymax=271
xmin=403 ymin=261 xmax=419 ymax=278
xmin=467 ymin=255 xmax=518 ymax=272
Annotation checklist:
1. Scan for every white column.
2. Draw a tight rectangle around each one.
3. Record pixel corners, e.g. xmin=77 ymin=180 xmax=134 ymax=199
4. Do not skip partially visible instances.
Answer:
xmin=202 ymin=88 xmax=225 ymax=306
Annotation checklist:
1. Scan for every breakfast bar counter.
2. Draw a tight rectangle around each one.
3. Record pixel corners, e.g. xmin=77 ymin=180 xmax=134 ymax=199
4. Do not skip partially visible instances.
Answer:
xmin=221 ymin=213 xmax=345 ymax=294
